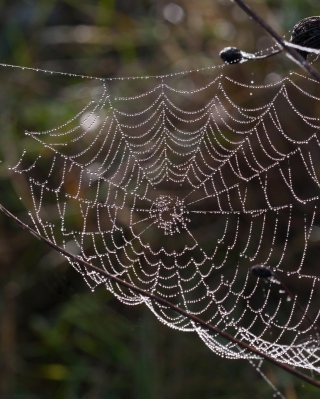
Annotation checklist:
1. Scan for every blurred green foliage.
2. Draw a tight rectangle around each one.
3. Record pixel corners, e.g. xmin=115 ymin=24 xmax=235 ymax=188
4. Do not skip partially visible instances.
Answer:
xmin=1 ymin=0 xmax=320 ymax=398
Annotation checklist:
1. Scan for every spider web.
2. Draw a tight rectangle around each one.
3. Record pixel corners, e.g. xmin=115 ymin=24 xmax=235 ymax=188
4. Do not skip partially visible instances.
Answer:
xmin=5 ymin=59 xmax=320 ymax=376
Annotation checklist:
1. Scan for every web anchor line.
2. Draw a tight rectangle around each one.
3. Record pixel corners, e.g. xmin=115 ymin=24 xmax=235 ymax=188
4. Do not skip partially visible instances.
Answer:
xmin=0 ymin=201 xmax=320 ymax=389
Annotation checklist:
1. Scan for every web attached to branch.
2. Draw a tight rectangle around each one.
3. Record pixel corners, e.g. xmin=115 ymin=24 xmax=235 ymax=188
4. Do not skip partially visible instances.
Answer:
xmin=6 ymin=59 xmax=320 ymax=375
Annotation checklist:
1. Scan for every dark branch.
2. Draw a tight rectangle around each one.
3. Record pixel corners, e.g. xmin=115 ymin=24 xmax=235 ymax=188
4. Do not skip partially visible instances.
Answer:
xmin=233 ymin=0 xmax=320 ymax=83
xmin=0 ymin=202 xmax=319 ymax=388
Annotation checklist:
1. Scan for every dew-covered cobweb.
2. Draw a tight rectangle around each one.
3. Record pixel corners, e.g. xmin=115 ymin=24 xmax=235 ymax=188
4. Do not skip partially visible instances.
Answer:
xmin=4 ymin=53 xmax=320 ymax=384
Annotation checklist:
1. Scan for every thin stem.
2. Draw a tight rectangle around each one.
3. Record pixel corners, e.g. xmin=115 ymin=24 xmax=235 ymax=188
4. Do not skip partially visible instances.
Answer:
xmin=233 ymin=0 xmax=320 ymax=83
xmin=246 ymin=49 xmax=282 ymax=60
xmin=0 ymin=202 xmax=319 ymax=388
xmin=274 ymin=275 xmax=320 ymax=334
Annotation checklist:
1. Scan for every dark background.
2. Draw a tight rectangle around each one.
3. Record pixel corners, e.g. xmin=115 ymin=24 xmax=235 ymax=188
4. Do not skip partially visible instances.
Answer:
xmin=1 ymin=1 xmax=320 ymax=398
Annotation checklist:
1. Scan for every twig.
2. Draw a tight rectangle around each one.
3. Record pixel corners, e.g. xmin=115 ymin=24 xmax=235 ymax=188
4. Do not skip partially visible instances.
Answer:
xmin=276 ymin=276 xmax=320 ymax=334
xmin=0 ymin=202 xmax=319 ymax=388
xmin=251 ymin=265 xmax=320 ymax=333
xmin=233 ymin=0 xmax=320 ymax=83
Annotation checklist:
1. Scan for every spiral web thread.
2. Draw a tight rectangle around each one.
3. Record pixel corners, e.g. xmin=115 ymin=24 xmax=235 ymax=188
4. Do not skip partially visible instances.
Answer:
xmin=5 ymin=58 xmax=320 ymax=378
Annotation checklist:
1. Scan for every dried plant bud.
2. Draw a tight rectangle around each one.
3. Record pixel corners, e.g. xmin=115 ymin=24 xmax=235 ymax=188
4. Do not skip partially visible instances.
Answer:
xmin=219 ymin=46 xmax=280 ymax=64
xmin=250 ymin=265 xmax=273 ymax=279
xmin=290 ymin=16 xmax=320 ymax=58
xmin=219 ymin=47 xmax=243 ymax=64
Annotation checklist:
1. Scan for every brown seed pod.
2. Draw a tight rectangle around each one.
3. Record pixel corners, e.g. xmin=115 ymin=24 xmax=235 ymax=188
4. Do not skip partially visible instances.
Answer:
xmin=290 ymin=16 xmax=320 ymax=58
